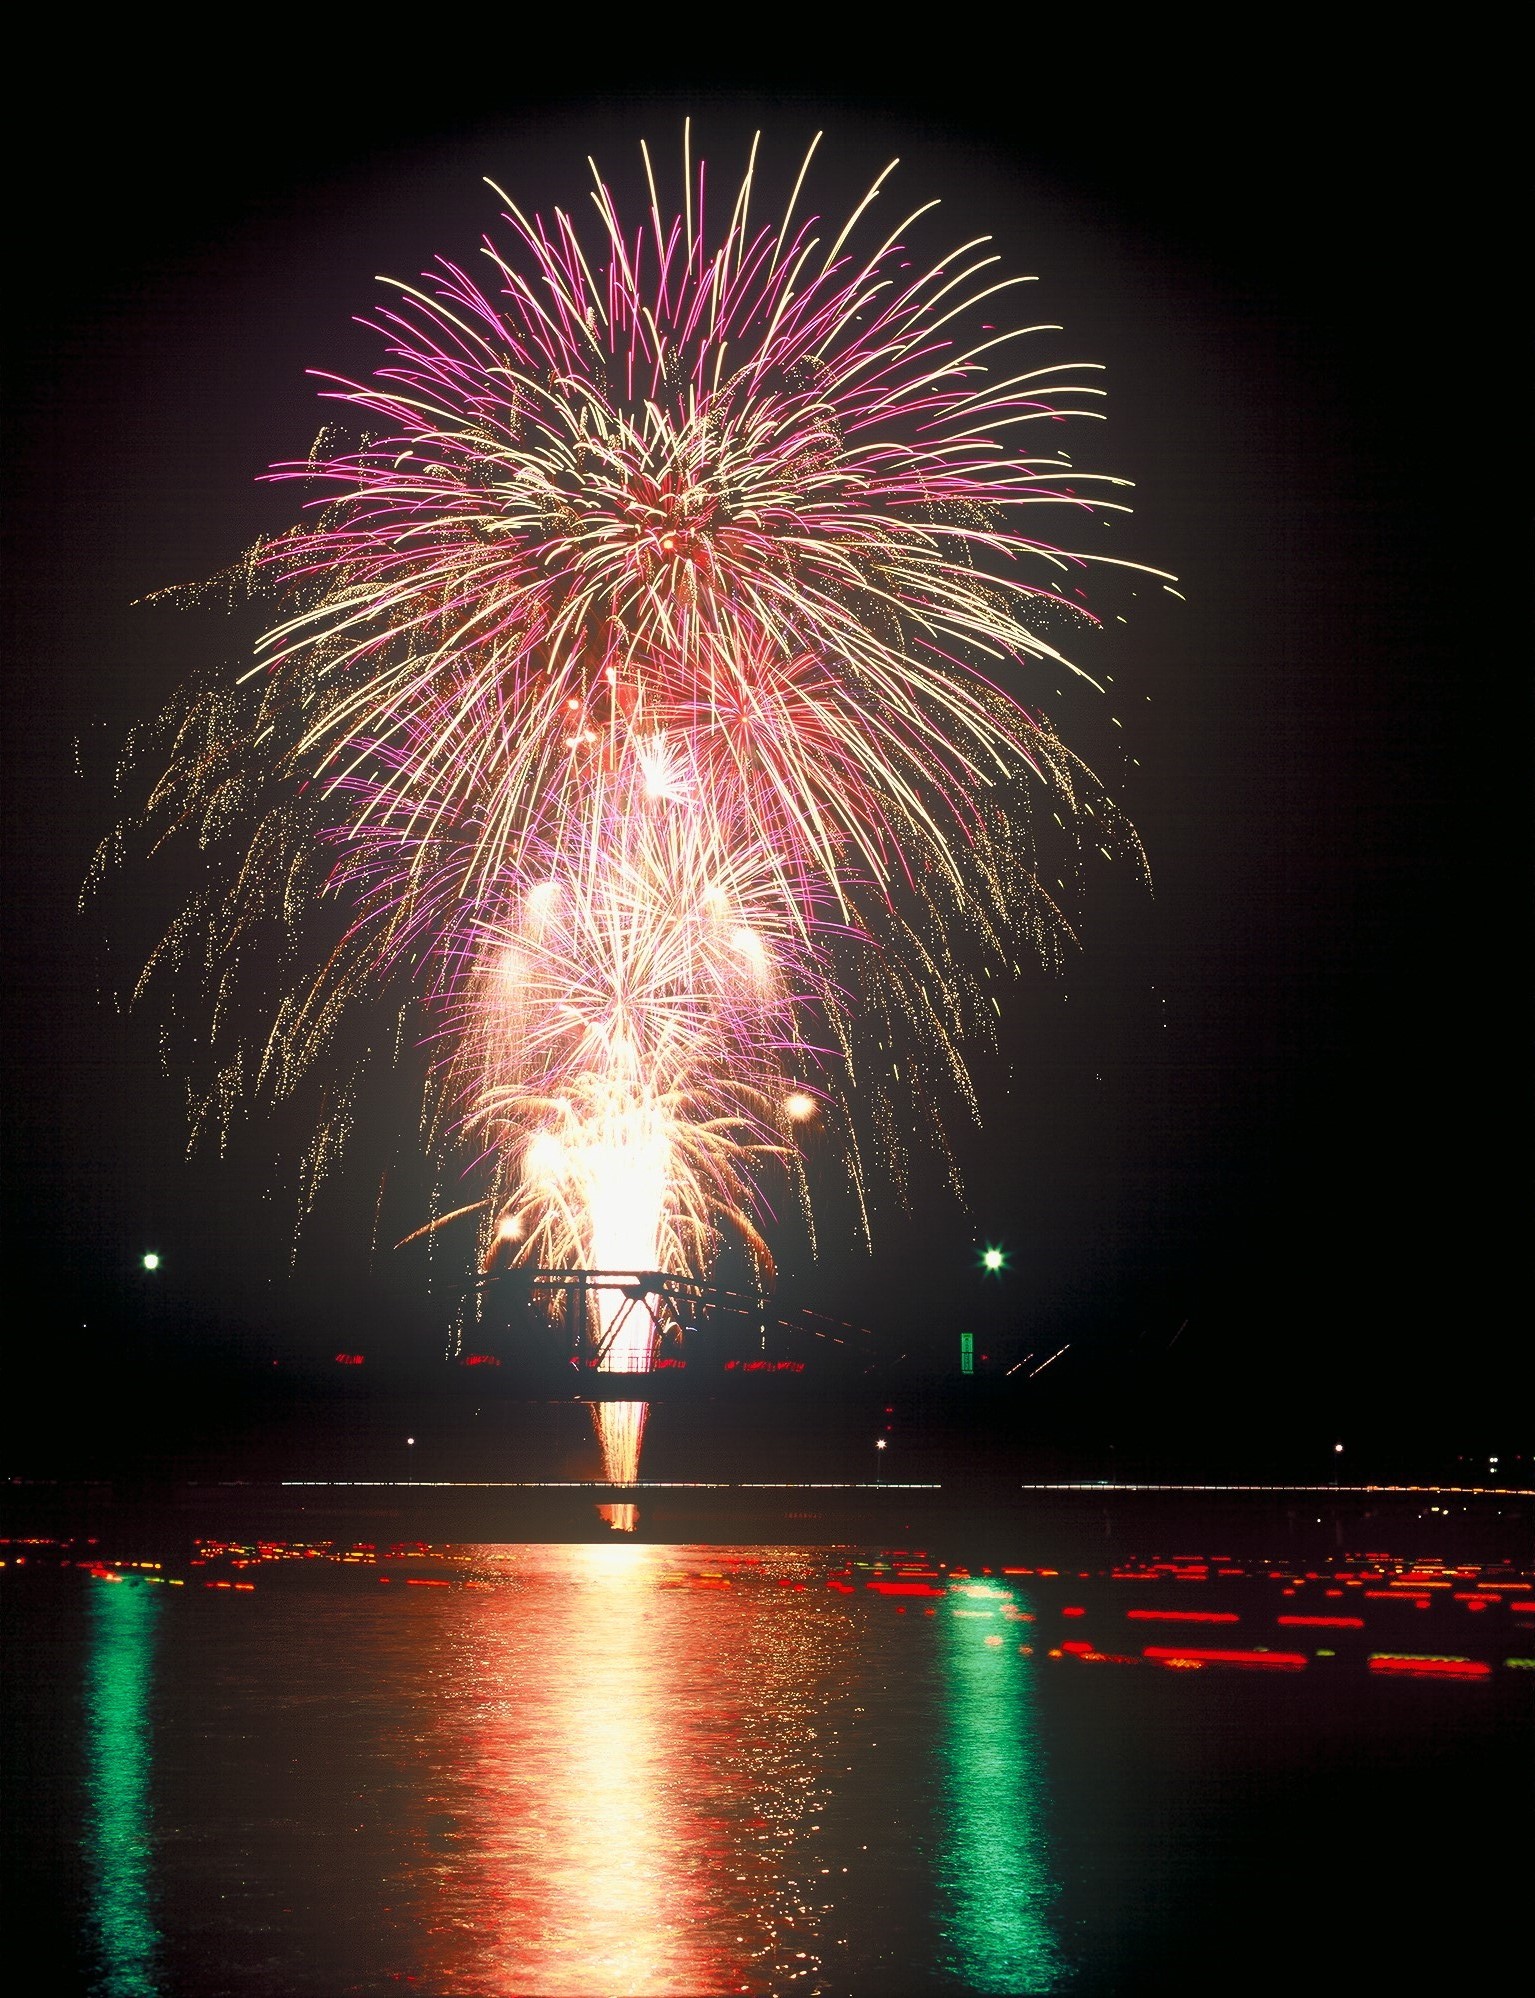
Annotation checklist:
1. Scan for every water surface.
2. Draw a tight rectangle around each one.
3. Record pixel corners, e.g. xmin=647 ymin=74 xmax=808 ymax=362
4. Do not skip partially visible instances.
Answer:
xmin=4 ymin=1537 xmax=1530 ymax=1995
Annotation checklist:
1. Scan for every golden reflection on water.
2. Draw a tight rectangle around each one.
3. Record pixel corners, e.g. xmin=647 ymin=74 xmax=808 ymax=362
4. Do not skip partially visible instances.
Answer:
xmin=441 ymin=1542 xmax=707 ymax=1994
xmin=422 ymin=1545 xmax=853 ymax=1996
xmin=50 ymin=1537 xmax=1521 ymax=1993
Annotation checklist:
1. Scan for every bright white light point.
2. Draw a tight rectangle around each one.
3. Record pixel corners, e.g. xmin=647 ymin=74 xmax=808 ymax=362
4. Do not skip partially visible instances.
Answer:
xmin=784 ymin=1091 xmax=816 ymax=1122
xmin=496 ymin=1214 xmax=523 ymax=1242
xmin=1334 ymin=1442 xmax=1344 ymax=1453
xmin=982 ymin=1247 xmax=1005 ymax=1272
xmin=636 ymin=738 xmax=688 ymax=802
xmin=526 ymin=881 xmax=558 ymax=915
xmin=141 ymin=1252 xmax=160 ymax=1271
xmin=525 ymin=1131 xmax=566 ymax=1178
xmin=875 ymin=1438 xmax=887 ymax=1450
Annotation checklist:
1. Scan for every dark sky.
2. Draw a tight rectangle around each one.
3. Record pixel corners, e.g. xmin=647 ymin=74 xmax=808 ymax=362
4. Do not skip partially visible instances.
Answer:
xmin=4 ymin=37 xmax=1525 ymax=1439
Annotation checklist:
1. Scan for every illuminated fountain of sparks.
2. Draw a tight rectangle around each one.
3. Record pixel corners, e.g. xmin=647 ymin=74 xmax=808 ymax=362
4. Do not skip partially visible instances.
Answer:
xmin=459 ymin=742 xmax=818 ymax=1483
xmin=109 ymin=126 xmax=1163 ymax=1503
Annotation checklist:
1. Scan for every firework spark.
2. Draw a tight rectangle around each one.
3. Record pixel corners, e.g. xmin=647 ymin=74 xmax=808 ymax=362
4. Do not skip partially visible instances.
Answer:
xmin=111 ymin=128 xmax=1160 ymax=1494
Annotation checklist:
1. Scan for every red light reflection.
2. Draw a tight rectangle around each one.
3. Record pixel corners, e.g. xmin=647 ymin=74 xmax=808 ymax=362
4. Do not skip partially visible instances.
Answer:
xmin=1124 ymin=1610 xmax=1239 ymax=1624
xmin=1368 ymin=1655 xmax=1491 ymax=1680
xmin=1143 ymin=1647 xmax=1307 ymax=1672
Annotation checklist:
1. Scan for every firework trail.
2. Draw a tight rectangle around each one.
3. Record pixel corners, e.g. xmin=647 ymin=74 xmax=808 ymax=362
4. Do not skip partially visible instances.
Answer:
xmin=112 ymin=128 xmax=1162 ymax=1491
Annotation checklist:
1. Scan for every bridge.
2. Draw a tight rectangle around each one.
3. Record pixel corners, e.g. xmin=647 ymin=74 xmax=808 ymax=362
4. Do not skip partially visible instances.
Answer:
xmin=458 ymin=1268 xmax=876 ymax=1390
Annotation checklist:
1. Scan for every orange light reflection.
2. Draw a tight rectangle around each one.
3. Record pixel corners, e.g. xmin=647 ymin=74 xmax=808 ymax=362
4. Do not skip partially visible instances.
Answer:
xmin=440 ymin=1543 xmax=717 ymax=1995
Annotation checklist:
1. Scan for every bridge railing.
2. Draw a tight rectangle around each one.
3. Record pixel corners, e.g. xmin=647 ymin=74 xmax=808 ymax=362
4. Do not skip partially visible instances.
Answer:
xmin=461 ymin=1268 xmax=876 ymax=1377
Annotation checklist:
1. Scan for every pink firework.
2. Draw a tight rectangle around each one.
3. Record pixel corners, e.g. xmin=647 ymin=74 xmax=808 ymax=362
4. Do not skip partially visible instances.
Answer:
xmin=122 ymin=129 xmax=1160 ymax=1494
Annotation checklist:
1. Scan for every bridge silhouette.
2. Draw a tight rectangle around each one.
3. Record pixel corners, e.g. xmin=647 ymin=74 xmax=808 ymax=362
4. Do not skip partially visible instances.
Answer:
xmin=461 ymin=1268 xmax=876 ymax=1389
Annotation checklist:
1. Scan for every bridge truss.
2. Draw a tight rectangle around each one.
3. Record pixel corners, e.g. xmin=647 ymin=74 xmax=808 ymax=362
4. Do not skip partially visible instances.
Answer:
xmin=464 ymin=1268 xmax=875 ymax=1381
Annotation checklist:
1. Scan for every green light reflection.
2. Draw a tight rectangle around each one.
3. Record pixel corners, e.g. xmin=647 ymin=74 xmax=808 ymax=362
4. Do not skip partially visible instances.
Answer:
xmin=937 ymin=1589 xmax=1065 ymax=1992
xmin=85 ymin=1579 xmax=162 ymax=1997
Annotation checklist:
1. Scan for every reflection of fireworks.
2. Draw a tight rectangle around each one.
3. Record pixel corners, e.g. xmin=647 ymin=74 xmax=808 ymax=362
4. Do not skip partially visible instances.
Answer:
xmin=115 ymin=130 xmax=1160 ymax=1489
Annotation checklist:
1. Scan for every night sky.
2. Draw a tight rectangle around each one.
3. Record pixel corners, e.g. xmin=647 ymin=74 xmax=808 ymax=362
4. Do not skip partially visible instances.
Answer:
xmin=4 ymin=39 xmax=1524 ymax=1466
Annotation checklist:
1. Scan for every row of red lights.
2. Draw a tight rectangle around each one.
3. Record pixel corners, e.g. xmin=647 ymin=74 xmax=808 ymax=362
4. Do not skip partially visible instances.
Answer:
xmin=332 ymin=1352 xmax=809 ymax=1371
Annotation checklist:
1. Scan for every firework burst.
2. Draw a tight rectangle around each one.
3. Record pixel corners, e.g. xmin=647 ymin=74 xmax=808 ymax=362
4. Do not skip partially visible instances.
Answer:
xmin=109 ymin=128 xmax=1161 ymax=1491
